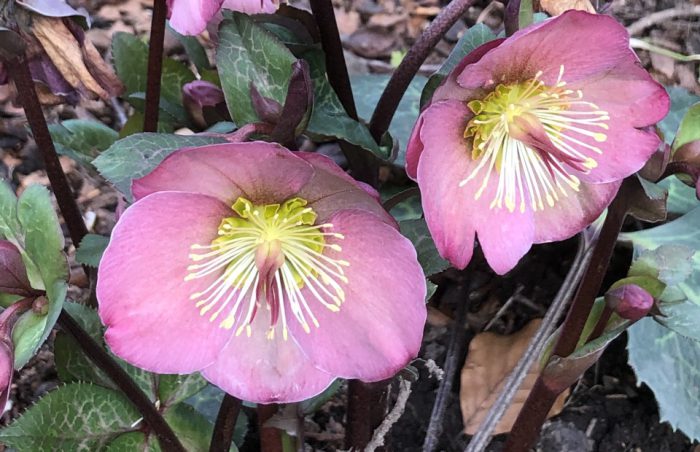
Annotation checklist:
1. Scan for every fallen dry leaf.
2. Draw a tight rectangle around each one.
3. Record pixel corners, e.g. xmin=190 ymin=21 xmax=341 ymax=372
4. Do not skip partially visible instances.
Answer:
xmin=539 ymin=0 xmax=595 ymax=16
xmin=460 ymin=319 xmax=568 ymax=435
xmin=31 ymin=16 xmax=122 ymax=100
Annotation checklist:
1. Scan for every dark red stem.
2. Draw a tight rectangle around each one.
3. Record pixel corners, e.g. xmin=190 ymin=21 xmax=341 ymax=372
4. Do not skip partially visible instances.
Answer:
xmin=308 ymin=0 xmax=357 ymax=120
xmin=258 ymin=404 xmax=283 ymax=452
xmin=503 ymin=181 xmax=632 ymax=452
xmin=504 ymin=0 xmax=522 ymax=36
xmin=144 ymin=0 xmax=167 ymax=132
xmin=209 ymin=394 xmax=242 ymax=452
xmin=658 ymin=161 xmax=700 ymax=183
xmin=368 ymin=0 xmax=476 ymax=142
xmin=5 ymin=54 xmax=88 ymax=248
xmin=58 ymin=312 xmax=186 ymax=451
xmin=346 ymin=380 xmax=390 ymax=450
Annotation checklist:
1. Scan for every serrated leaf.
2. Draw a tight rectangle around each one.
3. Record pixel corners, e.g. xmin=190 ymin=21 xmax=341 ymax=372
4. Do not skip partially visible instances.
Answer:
xmin=106 ymin=431 xmax=159 ymax=452
xmin=620 ymin=207 xmax=700 ymax=342
xmin=111 ymin=32 xmax=195 ymax=120
xmin=658 ymin=177 xmax=700 ymax=215
xmin=75 ymin=234 xmax=110 ymax=267
xmin=185 ymin=385 xmax=247 ymax=445
xmin=48 ymin=119 xmax=118 ymax=167
xmin=169 ymin=26 xmax=211 ymax=71
xmin=351 ymin=74 xmax=425 ymax=163
xmin=11 ymin=185 xmax=68 ymax=367
xmin=217 ymin=13 xmax=297 ymax=125
xmin=420 ymin=24 xmax=498 ymax=108
xmin=54 ymin=302 xmax=156 ymax=398
xmin=93 ymin=133 xmax=227 ymax=198
xmin=399 ymin=218 xmax=449 ymax=276
xmin=158 ymin=373 xmax=208 ymax=408
xmin=163 ymin=403 xmax=215 ymax=452
xmin=628 ymin=318 xmax=700 ymax=441
xmin=0 ymin=383 xmax=141 ymax=450
xmin=301 ymin=49 xmax=383 ymax=157
xmin=659 ymin=86 xmax=700 ymax=145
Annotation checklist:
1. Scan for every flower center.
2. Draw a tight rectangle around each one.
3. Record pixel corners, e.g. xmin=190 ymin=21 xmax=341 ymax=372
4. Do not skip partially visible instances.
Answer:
xmin=185 ymin=197 xmax=348 ymax=340
xmin=461 ymin=65 xmax=610 ymax=213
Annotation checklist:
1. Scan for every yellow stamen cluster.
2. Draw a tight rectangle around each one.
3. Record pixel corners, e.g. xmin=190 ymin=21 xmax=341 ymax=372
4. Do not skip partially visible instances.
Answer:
xmin=185 ymin=197 xmax=348 ymax=340
xmin=461 ymin=65 xmax=610 ymax=213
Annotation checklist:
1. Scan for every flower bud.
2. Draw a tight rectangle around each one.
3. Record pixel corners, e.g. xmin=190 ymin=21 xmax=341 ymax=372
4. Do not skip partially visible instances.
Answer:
xmin=0 ymin=298 xmax=34 ymax=413
xmin=605 ymin=284 xmax=654 ymax=321
xmin=182 ymin=80 xmax=230 ymax=129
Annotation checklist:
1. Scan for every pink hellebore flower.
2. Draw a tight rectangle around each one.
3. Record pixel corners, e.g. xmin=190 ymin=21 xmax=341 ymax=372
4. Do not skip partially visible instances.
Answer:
xmin=97 ymin=142 xmax=427 ymax=403
xmin=407 ymin=11 xmax=669 ymax=275
xmin=167 ymin=0 xmax=277 ymax=36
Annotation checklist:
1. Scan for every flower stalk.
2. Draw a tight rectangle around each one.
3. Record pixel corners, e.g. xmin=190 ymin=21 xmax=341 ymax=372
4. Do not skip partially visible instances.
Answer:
xmin=502 ymin=179 xmax=633 ymax=452
xmin=4 ymin=52 xmax=88 ymax=248
xmin=368 ymin=0 xmax=476 ymax=142
xmin=144 ymin=0 xmax=167 ymax=132
xmin=58 ymin=311 xmax=186 ymax=451
xmin=210 ymin=394 xmax=243 ymax=452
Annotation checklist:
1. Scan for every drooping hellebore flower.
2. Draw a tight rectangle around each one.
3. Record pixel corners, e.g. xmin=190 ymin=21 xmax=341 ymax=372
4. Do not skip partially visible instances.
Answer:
xmin=97 ymin=142 xmax=426 ymax=403
xmin=167 ymin=0 xmax=277 ymax=36
xmin=407 ymin=11 xmax=669 ymax=274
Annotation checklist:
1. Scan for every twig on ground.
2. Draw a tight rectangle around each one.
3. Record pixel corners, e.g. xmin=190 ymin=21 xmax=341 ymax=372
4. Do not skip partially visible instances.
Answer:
xmin=626 ymin=5 xmax=700 ymax=36
xmin=422 ymin=283 xmax=470 ymax=452
xmin=465 ymin=235 xmax=593 ymax=452
xmin=366 ymin=379 xmax=413 ymax=452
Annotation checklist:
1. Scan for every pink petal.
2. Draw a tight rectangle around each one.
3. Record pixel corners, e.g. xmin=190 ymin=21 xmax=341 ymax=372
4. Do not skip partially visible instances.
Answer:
xmin=405 ymin=113 xmax=424 ymax=180
xmin=222 ymin=0 xmax=277 ymax=14
xmin=97 ymin=192 xmax=233 ymax=373
xmin=201 ymin=308 xmax=335 ymax=403
xmin=133 ymin=142 xmax=314 ymax=204
xmin=457 ymin=11 xmax=634 ymax=90
xmin=295 ymin=153 xmax=396 ymax=226
xmin=167 ymin=0 xmax=224 ymax=36
xmin=296 ymin=152 xmax=381 ymax=201
xmin=532 ymin=181 xmax=620 ymax=243
xmin=287 ymin=209 xmax=426 ymax=381
xmin=416 ymin=101 xmax=535 ymax=273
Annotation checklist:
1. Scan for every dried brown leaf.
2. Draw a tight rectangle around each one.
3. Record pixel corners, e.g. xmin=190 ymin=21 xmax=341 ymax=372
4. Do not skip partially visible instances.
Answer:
xmin=539 ymin=0 xmax=595 ymax=16
xmin=31 ymin=16 xmax=122 ymax=100
xmin=460 ymin=319 xmax=568 ymax=435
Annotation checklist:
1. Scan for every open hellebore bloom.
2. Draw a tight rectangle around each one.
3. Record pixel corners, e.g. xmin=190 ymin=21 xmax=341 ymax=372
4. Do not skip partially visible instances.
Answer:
xmin=97 ymin=142 xmax=426 ymax=403
xmin=167 ymin=0 xmax=277 ymax=36
xmin=407 ymin=11 xmax=669 ymax=274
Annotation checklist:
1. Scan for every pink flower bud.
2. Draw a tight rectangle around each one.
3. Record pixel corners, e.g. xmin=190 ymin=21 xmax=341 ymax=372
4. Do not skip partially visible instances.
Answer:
xmin=605 ymin=284 xmax=654 ymax=321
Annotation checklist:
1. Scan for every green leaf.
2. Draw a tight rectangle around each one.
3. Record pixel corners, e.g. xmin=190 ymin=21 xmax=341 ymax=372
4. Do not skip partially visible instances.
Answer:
xmin=303 ymin=49 xmax=384 ymax=157
xmin=169 ymin=26 xmax=211 ymax=71
xmin=112 ymin=32 xmax=148 ymax=96
xmin=75 ymin=234 xmax=110 ymax=267
xmin=55 ymin=302 xmax=113 ymax=388
xmin=53 ymin=302 xmax=156 ymax=399
xmin=93 ymin=133 xmax=227 ymax=198
xmin=620 ymin=207 xmax=700 ymax=342
xmin=420 ymin=24 xmax=498 ymax=108
xmin=158 ymin=373 xmax=208 ymax=408
xmin=351 ymin=74 xmax=425 ymax=163
xmin=0 ymin=182 xmax=21 ymax=243
xmin=300 ymin=379 xmax=342 ymax=414
xmin=12 ymin=185 xmax=68 ymax=367
xmin=673 ymin=101 xmax=700 ymax=151
xmin=659 ymin=86 xmax=700 ymax=145
xmin=381 ymin=185 xmax=422 ymax=221
xmin=112 ymin=32 xmax=195 ymax=118
xmin=185 ymin=385 xmax=248 ymax=445
xmin=163 ymin=404 xmax=216 ymax=452
xmin=628 ymin=318 xmax=700 ymax=441
xmin=399 ymin=218 xmax=449 ymax=277
xmin=119 ymin=111 xmax=174 ymax=137
xmin=106 ymin=431 xmax=159 ymax=452
xmin=658 ymin=176 xmax=700 ymax=215
xmin=518 ymin=0 xmax=534 ymax=29
xmin=217 ymin=13 xmax=296 ymax=125
xmin=49 ymin=119 xmax=119 ymax=167
xmin=0 ymin=383 xmax=141 ymax=451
